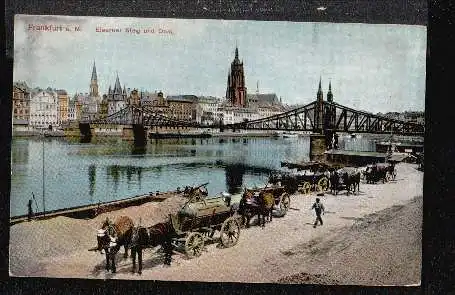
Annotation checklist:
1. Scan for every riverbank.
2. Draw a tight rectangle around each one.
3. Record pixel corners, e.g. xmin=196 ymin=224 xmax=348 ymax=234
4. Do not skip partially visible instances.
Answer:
xmin=9 ymin=163 xmax=422 ymax=285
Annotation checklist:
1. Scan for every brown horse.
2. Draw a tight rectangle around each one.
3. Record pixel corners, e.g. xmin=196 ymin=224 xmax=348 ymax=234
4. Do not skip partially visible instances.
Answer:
xmin=239 ymin=188 xmax=274 ymax=228
xmin=94 ymin=215 xmax=134 ymax=273
xmin=129 ymin=221 xmax=175 ymax=274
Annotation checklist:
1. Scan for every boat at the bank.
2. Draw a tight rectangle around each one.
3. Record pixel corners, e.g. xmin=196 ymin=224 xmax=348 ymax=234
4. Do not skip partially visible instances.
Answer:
xmin=273 ymin=131 xmax=299 ymax=138
xmin=148 ymin=132 xmax=212 ymax=139
xmin=43 ymin=130 xmax=65 ymax=137
xmin=10 ymin=191 xmax=179 ymax=226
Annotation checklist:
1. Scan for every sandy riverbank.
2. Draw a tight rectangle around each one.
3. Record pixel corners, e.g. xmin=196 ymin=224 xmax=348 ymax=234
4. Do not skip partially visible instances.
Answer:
xmin=9 ymin=163 xmax=422 ymax=285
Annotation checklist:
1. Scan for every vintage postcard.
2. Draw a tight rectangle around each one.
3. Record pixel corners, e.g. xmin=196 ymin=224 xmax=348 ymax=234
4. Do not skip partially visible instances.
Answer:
xmin=10 ymin=14 xmax=425 ymax=285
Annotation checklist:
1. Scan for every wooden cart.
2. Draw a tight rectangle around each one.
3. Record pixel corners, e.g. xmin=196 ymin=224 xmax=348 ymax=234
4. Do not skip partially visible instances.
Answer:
xmin=169 ymin=192 xmax=241 ymax=258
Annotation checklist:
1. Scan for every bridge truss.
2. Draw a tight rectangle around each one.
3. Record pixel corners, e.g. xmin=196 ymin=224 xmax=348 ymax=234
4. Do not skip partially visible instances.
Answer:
xmin=80 ymin=100 xmax=424 ymax=136
xmin=225 ymin=100 xmax=424 ymax=136
xmin=81 ymin=105 xmax=199 ymax=128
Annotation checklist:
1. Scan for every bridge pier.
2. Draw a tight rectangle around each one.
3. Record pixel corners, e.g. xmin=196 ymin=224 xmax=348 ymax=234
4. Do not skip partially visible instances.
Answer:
xmin=79 ymin=123 xmax=92 ymax=142
xmin=309 ymin=133 xmax=327 ymax=162
xmin=132 ymin=124 xmax=147 ymax=146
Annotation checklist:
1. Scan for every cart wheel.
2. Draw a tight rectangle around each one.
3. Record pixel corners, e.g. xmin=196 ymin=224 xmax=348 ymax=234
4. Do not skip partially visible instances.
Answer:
xmin=184 ymin=232 xmax=205 ymax=258
xmin=301 ymin=182 xmax=311 ymax=194
xmin=317 ymin=177 xmax=329 ymax=192
xmin=279 ymin=193 xmax=291 ymax=215
xmin=220 ymin=217 xmax=240 ymax=248
xmin=386 ymin=172 xmax=392 ymax=182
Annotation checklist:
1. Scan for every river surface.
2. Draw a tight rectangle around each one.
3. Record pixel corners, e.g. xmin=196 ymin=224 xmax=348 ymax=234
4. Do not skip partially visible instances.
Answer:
xmin=10 ymin=135 xmax=375 ymax=217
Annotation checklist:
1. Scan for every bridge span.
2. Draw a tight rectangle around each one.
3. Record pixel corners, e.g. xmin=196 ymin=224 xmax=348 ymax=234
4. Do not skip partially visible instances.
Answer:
xmin=77 ymin=99 xmax=424 ymax=156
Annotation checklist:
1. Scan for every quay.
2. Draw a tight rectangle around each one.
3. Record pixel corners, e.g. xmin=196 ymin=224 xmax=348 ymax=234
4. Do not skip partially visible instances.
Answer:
xmin=324 ymin=150 xmax=388 ymax=166
xmin=375 ymin=141 xmax=424 ymax=153
xmin=149 ymin=132 xmax=212 ymax=139
xmin=10 ymin=191 xmax=178 ymax=226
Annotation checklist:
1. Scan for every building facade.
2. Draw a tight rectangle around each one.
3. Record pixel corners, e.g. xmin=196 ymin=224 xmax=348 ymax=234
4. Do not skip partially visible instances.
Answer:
xmin=29 ymin=89 xmax=58 ymax=128
xmin=56 ymin=89 xmax=69 ymax=125
xmin=226 ymin=47 xmax=247 ymax=107
xmin=12 ymin=82 xmax=31 ymax=125
xmin=196 ymin=96 xmax=221 ymax=125
xmin=166 ymin=95 xmax=197 ymax=121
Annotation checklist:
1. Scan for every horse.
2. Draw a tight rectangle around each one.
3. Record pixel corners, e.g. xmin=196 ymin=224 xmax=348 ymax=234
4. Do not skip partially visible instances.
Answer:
xmin=329 ymin=170 xmax=340 ymax=195
xmin=365 ymin=163 xmax=391 ymax=184
xmin=239 ymin=189 xmax=274 ymax=228
xmin=331 ymin=168 xmax=361 ymax=195
xmin=129 ymin=221 xmax=175 ymax=274
xmin=342 ymin=168 xmax=361 ymax=195
xmin=94 ymin=216 xmax=134 ymax=273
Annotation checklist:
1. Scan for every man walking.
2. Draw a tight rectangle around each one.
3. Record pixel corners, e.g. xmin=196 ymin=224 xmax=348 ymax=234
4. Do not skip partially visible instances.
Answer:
xmin=311 ymin=197 xmax=325 ymax=228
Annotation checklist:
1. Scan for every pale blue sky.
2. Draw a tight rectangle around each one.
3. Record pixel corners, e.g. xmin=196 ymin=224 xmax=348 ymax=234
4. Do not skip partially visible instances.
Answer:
xmin=14 ymin=15 xmax=426 ymax=113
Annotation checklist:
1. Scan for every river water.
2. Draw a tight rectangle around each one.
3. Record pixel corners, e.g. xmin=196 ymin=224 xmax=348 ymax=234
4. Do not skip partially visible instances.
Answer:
xmin=10 ymin=135 xmax=375 ymax=217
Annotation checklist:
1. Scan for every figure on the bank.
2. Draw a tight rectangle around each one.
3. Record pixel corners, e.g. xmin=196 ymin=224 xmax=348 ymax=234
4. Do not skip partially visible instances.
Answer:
xmin=311 ymin=197 xmax=325 ymax=228
xmin=27 ymin=199 xmax=34 ymax=221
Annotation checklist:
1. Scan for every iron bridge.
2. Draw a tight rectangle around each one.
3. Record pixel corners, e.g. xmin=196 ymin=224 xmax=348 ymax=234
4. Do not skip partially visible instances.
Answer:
xmin=80 ymin=100 xmax=424 ymax=136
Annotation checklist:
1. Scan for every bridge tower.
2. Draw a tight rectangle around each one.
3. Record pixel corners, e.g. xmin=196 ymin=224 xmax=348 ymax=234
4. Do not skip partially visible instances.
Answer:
xmin=310 ymin=77 xmax=327 ymax=161
xmin=315 ymin=77 xmax=324 ymax=133
xmin=324 ymin=81 xmax=337 ymax=149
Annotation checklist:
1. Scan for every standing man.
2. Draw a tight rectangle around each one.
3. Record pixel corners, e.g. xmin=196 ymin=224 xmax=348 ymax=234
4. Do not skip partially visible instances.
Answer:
xmin=27 ymin=199 xmax=34 ymax=221
xmin=311 ymin=197 xmax=325 ymax=228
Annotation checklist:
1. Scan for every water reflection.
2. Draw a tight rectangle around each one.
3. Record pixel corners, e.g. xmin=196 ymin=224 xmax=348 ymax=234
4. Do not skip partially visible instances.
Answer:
xmin=106 ymin=165 xmax=144 ymax=188
xmin=88 ymin=164 xmax=96 ymax=201
xmin=131 ymin=144 xmax=146 ymax=156
xmin=225 ymin=164 xmax=245 ymax=194
xmin=80 ymin=136 xmax=92 ymax=144
xmin=11 ymin=136 xmax=316 ymax=216
xmin=222 ymin=162 xmax=275 ymax=194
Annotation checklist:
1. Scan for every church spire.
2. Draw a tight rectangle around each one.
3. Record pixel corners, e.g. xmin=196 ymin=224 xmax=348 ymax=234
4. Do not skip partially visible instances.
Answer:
xmin=114 ymin=72 xmax=122 ymax=94
xmin=317 ymin=76 xmax=323 ymax=101
xmin=89 ymin=60 xmax=99 ymax=98
xmin=327 ymin=80 xmax=333 ymax=102
xmin=91 ymin=61 xmax=97 ymax=81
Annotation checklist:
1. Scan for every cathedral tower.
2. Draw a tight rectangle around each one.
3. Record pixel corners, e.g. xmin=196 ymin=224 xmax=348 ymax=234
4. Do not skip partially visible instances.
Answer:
xmin=226 ymin=47 xmax=247 ymax=107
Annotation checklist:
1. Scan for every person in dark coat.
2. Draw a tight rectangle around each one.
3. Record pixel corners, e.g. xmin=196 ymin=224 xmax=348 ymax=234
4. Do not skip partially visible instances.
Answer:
xmin=28 ymin=199 xmax=34 ymax=221
xmin=311 ymin=198 xmax=325 ymax=228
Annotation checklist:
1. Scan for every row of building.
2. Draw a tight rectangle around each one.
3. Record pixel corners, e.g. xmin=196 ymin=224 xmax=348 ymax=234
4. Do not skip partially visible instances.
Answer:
xmin=377 ymin=111 xmax=425 ymax=125
xmin=14 ymin=46 xmax=422 ymax=130
xmin=12 ymin=47 xmax=288 ymax=129
xmin=12 ymin=82 xmax=286 ymax=128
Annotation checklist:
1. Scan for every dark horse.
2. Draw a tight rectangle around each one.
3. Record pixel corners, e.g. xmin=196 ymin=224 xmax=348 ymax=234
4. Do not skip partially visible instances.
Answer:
xmin=330 ymin=168 xmax=361 ymax=195
xmin=129 ymin=221 xmax=175 ymax=274
xmin=365 ymin=163 xmax=392 ymax=184
xmin=93 ymin=216 xmax=134 ymax=273
xmin=239 ymin=188 xmax=274 ymax=228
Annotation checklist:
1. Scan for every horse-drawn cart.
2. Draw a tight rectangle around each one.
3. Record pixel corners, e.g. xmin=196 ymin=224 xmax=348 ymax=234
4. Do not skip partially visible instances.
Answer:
xmin=270 ymin=161 xmax=335 ymax=194
xmin=170 ymin=191 xmax=241 ymax=258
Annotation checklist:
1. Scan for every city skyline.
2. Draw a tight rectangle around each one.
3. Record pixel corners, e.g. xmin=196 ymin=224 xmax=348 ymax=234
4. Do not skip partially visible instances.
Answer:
xmin=14 ymin=15 xmax=426 ymax=113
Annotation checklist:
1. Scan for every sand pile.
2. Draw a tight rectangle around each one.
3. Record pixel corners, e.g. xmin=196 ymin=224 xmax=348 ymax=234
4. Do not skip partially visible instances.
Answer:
xmin=9 ymin=195 xmax=187 ymax=276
